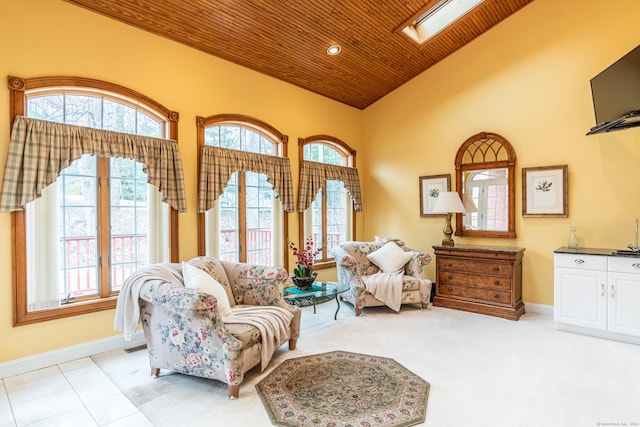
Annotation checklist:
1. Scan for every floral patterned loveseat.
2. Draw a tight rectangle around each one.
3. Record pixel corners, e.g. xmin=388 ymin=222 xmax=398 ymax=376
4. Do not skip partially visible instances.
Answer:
xmin=130 ymin=256 xmax=301 ymax=399
xmin=331 ymin=240 xmax=432 ymax=316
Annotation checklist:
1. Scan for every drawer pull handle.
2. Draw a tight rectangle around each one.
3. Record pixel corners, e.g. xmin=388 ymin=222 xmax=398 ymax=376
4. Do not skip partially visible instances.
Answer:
xmin=447 ymin=263 xmax=453 ymax=268
xmin=493 ymin=267 xmax=500 ymax=272
xmin=574 ymin=259 xmax=585 ymax=265
xmin=447 ymin=274 xmax=452 ymax=280
xmin=601 ymin=283 xmax=605 ymax=297
xmin=611 ymin=284 xmax=615 ymax=299
xmin=493 ymin=293 xmax=500 ymax=299
xmin=447 ymin=287 xmax=453 ymax=292
xmin=633 ymin=263 xmax=640 ymax=269
xmin=494 ymin=280 xmax=500 ymax=286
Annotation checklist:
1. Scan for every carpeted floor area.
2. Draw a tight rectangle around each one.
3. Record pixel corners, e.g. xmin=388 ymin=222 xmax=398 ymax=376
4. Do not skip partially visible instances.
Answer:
xmin=91 ymin=302 xmax=640 ymax=426
xmin=256 ymin=350 xmax=429 ymax=427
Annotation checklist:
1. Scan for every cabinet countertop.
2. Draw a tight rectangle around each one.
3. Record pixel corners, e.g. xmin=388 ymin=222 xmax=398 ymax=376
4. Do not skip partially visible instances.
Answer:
xmin=554 ymin=247 xmax=631 ymax=256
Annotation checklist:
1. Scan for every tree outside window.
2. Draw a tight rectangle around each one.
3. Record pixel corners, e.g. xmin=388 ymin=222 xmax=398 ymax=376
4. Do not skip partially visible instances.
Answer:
xmin=301 ymin=138 xmax=355 ymax=264
xmin=201 ymin=118 xmax=286 ymax=265
xmin=9 ymin=77 xmax=178 ymax=325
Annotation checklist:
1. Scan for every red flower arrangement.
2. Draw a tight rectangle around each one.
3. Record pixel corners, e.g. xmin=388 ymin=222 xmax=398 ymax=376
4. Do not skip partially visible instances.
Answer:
xmin=288 ymin=237 xmax=323 ymax=278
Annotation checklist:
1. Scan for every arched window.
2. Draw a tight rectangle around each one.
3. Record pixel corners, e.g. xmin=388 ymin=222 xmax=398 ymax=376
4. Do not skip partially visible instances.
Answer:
xmin=196 ymin=115 xmax=291 ymax=266
xmin=4 ymin=76 xmax=181 ymax=325
xmin=298 ymin=135 xmax=360 ymax=266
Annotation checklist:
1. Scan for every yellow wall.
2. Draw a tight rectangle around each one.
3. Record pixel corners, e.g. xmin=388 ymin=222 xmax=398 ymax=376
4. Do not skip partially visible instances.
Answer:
xmin=0 ymin=0 xmax=363 ymax=362
xmin=2 ymin=0 xmax=640 ymax=363
xmin=362 ymin=0 xmax=640 ymax=305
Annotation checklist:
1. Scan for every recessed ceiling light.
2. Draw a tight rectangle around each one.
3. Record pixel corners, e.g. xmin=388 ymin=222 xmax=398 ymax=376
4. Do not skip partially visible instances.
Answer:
xmin=327 ymin=44 xmax=342 ymax=55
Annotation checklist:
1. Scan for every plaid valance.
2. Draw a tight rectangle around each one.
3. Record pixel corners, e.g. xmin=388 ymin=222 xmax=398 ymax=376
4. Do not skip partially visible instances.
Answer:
xmin=297 ymin=160 xmax=363 ymax=212
xmin=0 ymin=116 xmax=187 ymax=212
xmin=197 ymin=145 xmax=295 ymax=213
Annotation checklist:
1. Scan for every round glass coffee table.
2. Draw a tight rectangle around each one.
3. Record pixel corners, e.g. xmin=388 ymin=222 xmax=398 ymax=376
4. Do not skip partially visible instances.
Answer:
xmin=284 ymin=281 xmax=349 ymax=320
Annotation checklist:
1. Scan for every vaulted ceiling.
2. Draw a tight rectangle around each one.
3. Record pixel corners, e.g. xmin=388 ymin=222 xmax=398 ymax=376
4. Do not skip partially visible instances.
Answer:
xmin=64 ymin=0 xmax=534 ymax=109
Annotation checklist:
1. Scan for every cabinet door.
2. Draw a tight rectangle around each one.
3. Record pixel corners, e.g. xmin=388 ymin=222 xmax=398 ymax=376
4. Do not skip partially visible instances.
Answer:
xmin=554 ymin=267 xmax=607 ymax=330
xmin=607 ymin=272 xmax=640 ymax=337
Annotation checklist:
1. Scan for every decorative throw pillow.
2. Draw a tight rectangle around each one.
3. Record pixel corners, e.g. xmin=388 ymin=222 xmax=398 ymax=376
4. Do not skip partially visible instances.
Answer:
xmin=367 ymin=242 xmax=413 ymax=274
xmin=187 ymin=256 xmax=235 ymax=304
xmin=182 ymin=262 xmax=232 ymax=316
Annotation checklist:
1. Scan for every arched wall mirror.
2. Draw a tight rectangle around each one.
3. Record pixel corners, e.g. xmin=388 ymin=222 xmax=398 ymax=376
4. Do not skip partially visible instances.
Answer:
xmin=455 ymin=132 xmax=516 ymax=239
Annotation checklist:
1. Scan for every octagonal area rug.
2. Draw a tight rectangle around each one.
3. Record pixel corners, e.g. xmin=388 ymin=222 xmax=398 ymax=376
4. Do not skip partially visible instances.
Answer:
xmin=255 ymin=350 xmax=430 ymax=427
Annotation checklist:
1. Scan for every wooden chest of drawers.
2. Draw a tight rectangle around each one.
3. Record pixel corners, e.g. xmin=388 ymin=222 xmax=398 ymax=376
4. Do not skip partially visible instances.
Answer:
xmin=433 ymin=245 xmax=525 ymax=320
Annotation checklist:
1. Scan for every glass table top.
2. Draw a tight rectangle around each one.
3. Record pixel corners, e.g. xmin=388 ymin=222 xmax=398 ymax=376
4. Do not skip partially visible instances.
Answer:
xmin=284 ymin=281 xmax=349 ymax=298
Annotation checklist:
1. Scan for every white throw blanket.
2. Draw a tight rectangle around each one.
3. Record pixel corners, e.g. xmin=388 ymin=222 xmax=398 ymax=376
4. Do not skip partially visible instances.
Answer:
xmin=362 ymin=271 xmax=404 ymax=312
xmin=223 ymin=306 xmax=294 ymax=371
xmin=114 ymin=263 xmax=293 ymax=370
xmin=114 ymin=264 xmax=184 ymax=340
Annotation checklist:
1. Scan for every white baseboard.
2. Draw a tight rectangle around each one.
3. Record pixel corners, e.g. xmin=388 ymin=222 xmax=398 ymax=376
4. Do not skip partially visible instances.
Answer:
xmin=523 ymin=301 xmax=553 ymax=317
xmin=0 ymin=330 xmax=145 ymax=379
xmin=428 ymin=300 xmax=553 ymax=317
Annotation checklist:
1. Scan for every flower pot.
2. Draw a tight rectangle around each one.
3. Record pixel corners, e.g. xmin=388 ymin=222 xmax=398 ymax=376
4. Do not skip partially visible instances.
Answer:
xmin=291 ymin=272 xmax=318 ymax=290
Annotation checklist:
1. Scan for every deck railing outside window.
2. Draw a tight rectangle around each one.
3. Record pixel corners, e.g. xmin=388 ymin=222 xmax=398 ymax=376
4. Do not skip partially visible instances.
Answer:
xmin=62 ymin=235 xmax=146 ymax=297
xmin=63 ymin=230 xmax=342 ymax=298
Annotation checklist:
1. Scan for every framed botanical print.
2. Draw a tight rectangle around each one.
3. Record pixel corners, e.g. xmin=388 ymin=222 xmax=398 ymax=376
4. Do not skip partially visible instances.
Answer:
xmin=419 ymin=174 xmax=451 ymax=217
xmin=522 ymin=165 xmax=568 ymax=217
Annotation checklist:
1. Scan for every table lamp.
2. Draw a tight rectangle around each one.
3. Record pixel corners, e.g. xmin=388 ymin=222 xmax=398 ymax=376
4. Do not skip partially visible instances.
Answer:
xmin=432 ymin=191 xmax=466 ymax=246
xmin=462 ymin=193 xmax=478 ymax=213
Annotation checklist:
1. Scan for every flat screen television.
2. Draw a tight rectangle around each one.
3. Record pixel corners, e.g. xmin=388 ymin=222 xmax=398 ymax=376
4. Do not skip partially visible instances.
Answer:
xmin=587 ymin=44 xmax=640 ymax=135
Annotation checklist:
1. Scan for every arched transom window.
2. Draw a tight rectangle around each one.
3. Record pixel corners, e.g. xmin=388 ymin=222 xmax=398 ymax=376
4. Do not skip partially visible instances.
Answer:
xmin=5 ymin=76 xmax=180 ymax=325
xmin=299 ymin=135 xmax=359 ymax=266
xmin=197 ymin=115 xmax=290 ymax=266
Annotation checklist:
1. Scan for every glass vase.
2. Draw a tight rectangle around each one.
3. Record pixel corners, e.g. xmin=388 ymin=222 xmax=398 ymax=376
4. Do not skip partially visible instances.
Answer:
xmin=568 ymin=226 xmax=579 ymax=249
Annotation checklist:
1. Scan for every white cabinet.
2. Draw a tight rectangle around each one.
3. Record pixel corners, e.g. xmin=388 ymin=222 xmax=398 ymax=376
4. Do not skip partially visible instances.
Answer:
xmin=554 ymin=251 xmax=640 ymax=344
xmin=607 ymin=257 xmax=640 ymax=338
xmin=554 ymin=253 xmax=607 ymax=330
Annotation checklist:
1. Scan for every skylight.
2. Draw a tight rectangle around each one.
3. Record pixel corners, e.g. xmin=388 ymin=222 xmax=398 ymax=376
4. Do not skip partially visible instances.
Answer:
xmin=400 ymin=0 xmax=485 ymax=45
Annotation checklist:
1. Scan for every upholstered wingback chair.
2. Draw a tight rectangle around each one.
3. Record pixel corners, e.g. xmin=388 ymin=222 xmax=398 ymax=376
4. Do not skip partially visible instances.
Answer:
xmin=331 ymin=240 xmax=432 ymax=316
xmin=126 ymin=256 xmax=300 ymax=399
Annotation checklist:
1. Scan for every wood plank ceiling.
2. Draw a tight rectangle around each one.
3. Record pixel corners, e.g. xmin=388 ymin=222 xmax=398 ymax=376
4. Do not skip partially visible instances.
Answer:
xmin=64 ymin=0 xmax=534 ymax=109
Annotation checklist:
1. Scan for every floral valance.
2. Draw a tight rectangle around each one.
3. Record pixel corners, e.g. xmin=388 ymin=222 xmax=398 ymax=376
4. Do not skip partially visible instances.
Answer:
xmin=0 ymin=116 xmax=187 ymax=212
xmin=197 ymin=145 xmax=295 ymax=213
xmin=297 ymin=160 xmax=363 ymax=212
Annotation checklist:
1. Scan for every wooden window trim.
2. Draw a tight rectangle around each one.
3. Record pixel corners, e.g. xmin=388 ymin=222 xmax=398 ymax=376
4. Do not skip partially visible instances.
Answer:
xmin=195 ymin=114 xmax=289 ymax=265
xmin=8 ymin=76 xmax=180 ymax=326
xmin=297 ymin=135 xmax=357 ymax=267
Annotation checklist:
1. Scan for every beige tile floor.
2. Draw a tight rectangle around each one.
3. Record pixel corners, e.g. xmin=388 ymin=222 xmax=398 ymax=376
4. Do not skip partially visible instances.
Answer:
xmin=2 ymin=302 xmax=640 ymax=426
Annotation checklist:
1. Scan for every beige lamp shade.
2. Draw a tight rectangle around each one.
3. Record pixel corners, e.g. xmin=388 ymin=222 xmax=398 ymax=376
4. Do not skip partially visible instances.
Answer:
xmin=432 ymin=191 xmax=466 ymax=213
xmin=462 ymin=193 xmax=478 ymax=213
xmin=432 ymin=191 xmax=465 ymax=247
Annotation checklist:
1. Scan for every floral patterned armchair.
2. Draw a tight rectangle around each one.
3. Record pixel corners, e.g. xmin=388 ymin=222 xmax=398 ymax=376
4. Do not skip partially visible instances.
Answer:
xmin=331 ymin=240 xmax=432 ymax=316
xmin=134 ymin=256 xmax=301 ymax=399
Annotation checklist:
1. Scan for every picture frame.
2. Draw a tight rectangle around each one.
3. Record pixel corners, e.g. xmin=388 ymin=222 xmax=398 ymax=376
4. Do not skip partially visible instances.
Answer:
xmin=522 ymin=165 xmax=568 ymax=217
xmin=419 ymin=174 xmax=451 ymax=217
